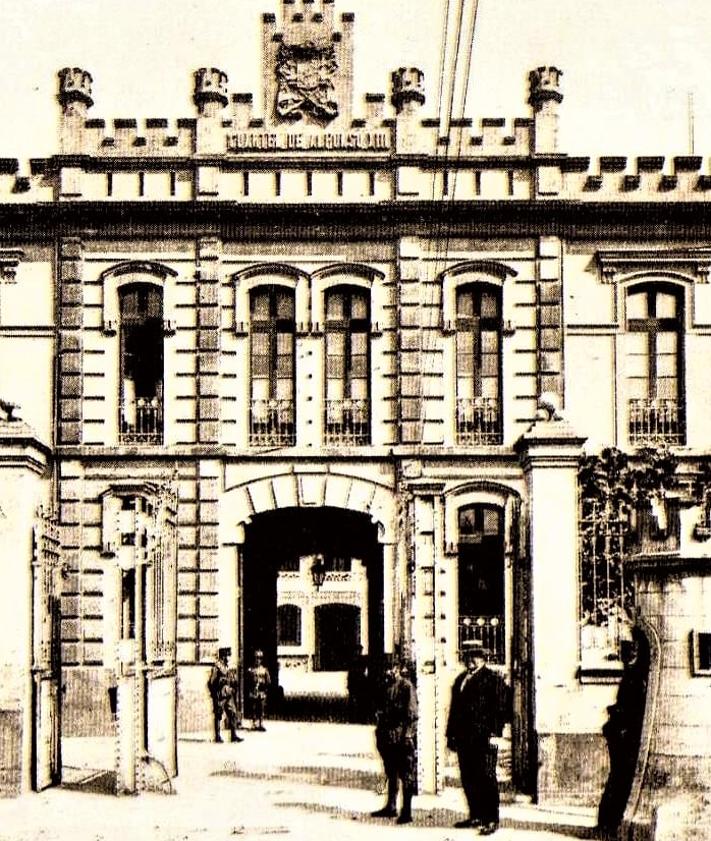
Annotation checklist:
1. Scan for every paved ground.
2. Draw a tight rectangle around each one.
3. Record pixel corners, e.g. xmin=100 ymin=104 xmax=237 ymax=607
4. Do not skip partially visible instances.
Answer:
xmin=0 ymin=721 xmax=598 ymax=841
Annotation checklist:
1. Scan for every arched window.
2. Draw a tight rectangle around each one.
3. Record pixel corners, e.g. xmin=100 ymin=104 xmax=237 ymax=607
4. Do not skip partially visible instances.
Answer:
xmin=277 ymin=604 xmax=302 ymax=646
xmin=324 ymin=286 xmax=370 ymax=445
xmin=119 ymin=284 xmax=163 ymax=444
xmin=626 ymin=283 xmax=684 ymax=444
xmin=249 ymin=286 xmax=296 ymax=446
xmin=457 ymin=504 xmax=505 ymax=663
xmin=455 ymin=285 xmax=502 ymax=444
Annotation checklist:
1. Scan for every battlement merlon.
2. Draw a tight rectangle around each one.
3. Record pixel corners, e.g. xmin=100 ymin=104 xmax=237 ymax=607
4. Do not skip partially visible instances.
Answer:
xmin=529 ymin=66 xmax=563 ymax=155
xmin=58 ymin=67 xmax=94 ymax=155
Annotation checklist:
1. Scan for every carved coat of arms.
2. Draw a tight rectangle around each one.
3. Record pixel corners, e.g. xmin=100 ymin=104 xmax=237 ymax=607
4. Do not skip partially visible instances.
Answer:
xmin=276 ymin=42 xmax=338 ymax=122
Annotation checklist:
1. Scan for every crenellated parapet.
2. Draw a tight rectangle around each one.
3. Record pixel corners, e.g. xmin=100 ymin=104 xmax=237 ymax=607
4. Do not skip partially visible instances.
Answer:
xmin=557 ymin=154 xmax=711 ymax=201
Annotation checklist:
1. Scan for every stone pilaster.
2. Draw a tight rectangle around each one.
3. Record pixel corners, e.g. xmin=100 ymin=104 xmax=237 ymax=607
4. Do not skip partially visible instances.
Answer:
xmin=536 ymin=236 xmax=564 ymax=402
xmin=196 ymin=237 xmax=221 ymax=446
xmin=407 ymin=483 xmax=447 ymax=795
xmin=58 ymin=238 xmax=84 ymax=445
xmin=515 ymin=408 xmax=587 ymax=804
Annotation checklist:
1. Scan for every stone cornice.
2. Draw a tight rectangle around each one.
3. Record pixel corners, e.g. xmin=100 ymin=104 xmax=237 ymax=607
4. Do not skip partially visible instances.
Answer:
xmin=597 ymin=247 xmax=711 ymax=284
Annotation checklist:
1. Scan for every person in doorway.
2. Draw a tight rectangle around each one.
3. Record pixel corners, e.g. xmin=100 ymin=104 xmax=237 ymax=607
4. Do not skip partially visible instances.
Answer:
xmin=347 ymin=644 xmax=369 ymax=723
xmin=446 ymin=640 xmax=511 ymax=835
xmin=207 ymin=647 xmax=243 ymax=743
xmin=247 ymin=649 xmax=271 ymax=731
xmin=371 ymin=656 xmax=418 ymax=825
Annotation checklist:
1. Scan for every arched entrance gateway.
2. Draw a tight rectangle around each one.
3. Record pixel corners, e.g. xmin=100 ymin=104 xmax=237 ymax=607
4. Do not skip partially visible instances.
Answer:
xmin=222 ymin=471 xmax=535 ymax=797
xmin=241 ymin=506 xmax=383 ymax=710
xmin=222 ymin=470 xmax=399 ymax=722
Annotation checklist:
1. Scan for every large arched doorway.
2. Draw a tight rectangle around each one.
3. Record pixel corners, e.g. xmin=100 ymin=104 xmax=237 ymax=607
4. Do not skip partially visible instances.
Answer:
xmin=241 ymin=506 xmax=383 ymax=719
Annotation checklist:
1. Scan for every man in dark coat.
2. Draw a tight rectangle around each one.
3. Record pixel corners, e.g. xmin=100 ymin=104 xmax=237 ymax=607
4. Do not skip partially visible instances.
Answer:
xmin=446 ymin=640 xmax=511 ymax=835
xmin=207 ymin=647 xmax=243 ymax=743
xmin=371 ymin=657 xmax=418 ymax=824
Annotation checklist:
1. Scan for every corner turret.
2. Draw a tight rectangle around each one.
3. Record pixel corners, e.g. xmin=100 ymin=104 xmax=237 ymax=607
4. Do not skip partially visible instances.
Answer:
xmin=529 ymin=66 xmax=563 ymax=154
xmin=58 ymin=67 xmax=93 ymax=154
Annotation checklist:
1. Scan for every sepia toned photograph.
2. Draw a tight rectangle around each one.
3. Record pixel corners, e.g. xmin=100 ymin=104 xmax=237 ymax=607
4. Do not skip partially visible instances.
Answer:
xmin=0 ymin=1 xmax=710 ymax=838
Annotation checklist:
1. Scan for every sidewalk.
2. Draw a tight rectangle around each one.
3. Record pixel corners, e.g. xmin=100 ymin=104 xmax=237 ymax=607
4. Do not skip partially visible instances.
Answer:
xmin=0 ymin=722 xmax=598 ymax=841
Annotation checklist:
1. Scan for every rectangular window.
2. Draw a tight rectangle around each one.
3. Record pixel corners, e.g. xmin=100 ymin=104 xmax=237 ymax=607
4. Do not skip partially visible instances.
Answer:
xmin=243 ymin=171 xmax=250 ymax=197
xmin=627 ymin=284 xmax=684 ymax=445
xmin=455 ymin=285 xmax=502 ymax=445
xmin=169 ymin=171 xmax=176 ymax=197
xmin=324 ymin=286 xmax=371 ymax=446
xmin=306 ymin=171 xmax=313 ymax=196
xmin=693 ymin=632 xmax=711 ymax=674
xmin=107 ymin=172 xmax=113 ymax=196
xmin=369 ymin=172 xmax=376 ymax=196
xmin=138 ymin=171 xmax=145 ymax=197
xmin=337 ymin=171 xmax=344 ymax=196
xmin=275 ymin=171 xmax=281 ymax=196
xmin=249 ymin=286 xmax=296 ymax=447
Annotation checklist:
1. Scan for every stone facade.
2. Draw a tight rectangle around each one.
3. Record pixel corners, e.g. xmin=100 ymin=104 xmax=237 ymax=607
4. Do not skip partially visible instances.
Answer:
xmin=1 ymin=0 xmax=711 ymax=809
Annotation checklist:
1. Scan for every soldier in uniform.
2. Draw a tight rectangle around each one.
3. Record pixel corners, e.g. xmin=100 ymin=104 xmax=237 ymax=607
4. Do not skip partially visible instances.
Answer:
xmin=247 ymin=648 xmax=271 ymax=731
xmin=371 ymin=656 xmax=418 ymax=825
xmin=446 ymin=640 xmax=511 ymax=835
xmin=207 ymin=647 xmax=243 ymax=743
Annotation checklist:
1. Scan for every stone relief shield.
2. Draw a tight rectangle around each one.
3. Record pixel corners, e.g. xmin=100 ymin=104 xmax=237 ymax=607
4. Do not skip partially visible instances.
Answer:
xmin=276 ymin=42 xmax=338 ymax=122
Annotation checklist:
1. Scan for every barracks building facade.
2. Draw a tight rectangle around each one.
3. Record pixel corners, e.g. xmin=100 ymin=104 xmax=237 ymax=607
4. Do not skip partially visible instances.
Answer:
xmin=2 ymin=0 xmax=711 ymax=816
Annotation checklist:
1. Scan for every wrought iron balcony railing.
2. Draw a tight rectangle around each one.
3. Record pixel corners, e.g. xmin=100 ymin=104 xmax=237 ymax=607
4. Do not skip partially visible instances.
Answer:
xmin=628 ymin=398 xmax=684 ymax=445
xmin=456 ymin=397 xmax=502 ymax=445
xmin=458 ymin=614 xmax=505 ymax=665
xmin=325 ymin=398 xmax=370 ymax=446
xmin=120 ymin=397 xmax=163 ymax=444
xmin=250 ymin=398 xmax=296 ymax=446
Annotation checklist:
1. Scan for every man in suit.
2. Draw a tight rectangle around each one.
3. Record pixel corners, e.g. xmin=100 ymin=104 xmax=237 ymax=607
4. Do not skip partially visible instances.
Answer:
xmin=371 ymin=656 xmax=418 ymax=824
xmin=446 ymin=640 xmax=511 ymax=835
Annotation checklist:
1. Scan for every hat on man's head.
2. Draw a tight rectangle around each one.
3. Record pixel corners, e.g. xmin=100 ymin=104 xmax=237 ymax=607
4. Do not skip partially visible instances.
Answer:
xmin=218 ymin=646 xmax=231 ymax=658
xmin=462 ymin=639 xmax=488 ymax=657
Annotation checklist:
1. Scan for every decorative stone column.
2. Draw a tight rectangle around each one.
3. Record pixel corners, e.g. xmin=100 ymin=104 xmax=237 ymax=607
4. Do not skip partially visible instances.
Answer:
xmin=515 ymin=400 xmax=587 ymax=804
xmin=0 ymin=412 xmax=52 ymax=795
xmin=406 ymin=481 xmax=447 ymax=795
xmin=621 ymin=504 xmax=711 ymax=841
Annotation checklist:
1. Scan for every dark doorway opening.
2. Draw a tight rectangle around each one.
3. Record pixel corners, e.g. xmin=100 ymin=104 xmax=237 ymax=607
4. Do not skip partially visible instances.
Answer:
xmin=457 ymin=504 xmax=506 ymax=664
xmin=242 ymin=506 xmax=383 ymax=721
xmin=314 ymin=603 xmax=361 ymax=671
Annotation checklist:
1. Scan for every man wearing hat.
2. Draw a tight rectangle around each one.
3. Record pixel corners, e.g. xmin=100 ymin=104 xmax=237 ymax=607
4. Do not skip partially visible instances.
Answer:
xmin=208 ymin=647 xmax=243 ymax=743
xmin=446 ymin=640 xmax=511 ymax=835
xmin=247 ymin=648 xmax=271 ymax=731
xmin=371 ymin=655 xmax=418 ymax=824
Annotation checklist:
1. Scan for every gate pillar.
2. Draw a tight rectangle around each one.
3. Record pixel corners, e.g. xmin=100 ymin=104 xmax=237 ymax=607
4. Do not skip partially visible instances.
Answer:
xmin=515 ymin=405 xmax=586 ymax=803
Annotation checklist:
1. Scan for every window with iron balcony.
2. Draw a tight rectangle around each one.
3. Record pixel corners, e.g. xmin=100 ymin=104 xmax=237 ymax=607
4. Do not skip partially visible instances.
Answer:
xmin=324 ymin=286 xmax=371 ymax=446
xmin=249 ymin=285 xmax=296 ymax=447
xmin=455 ymin=284 xmax=503 ymax=445
xmin=119 ymin=284 xmax=164 ymax=444
xmin=626 ymin=283 xmax=685 ymax=446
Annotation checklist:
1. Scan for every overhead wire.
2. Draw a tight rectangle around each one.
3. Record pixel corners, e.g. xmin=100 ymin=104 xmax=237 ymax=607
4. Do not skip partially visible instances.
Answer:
xmin=417 ymin=0 xmax=481 ymax=445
